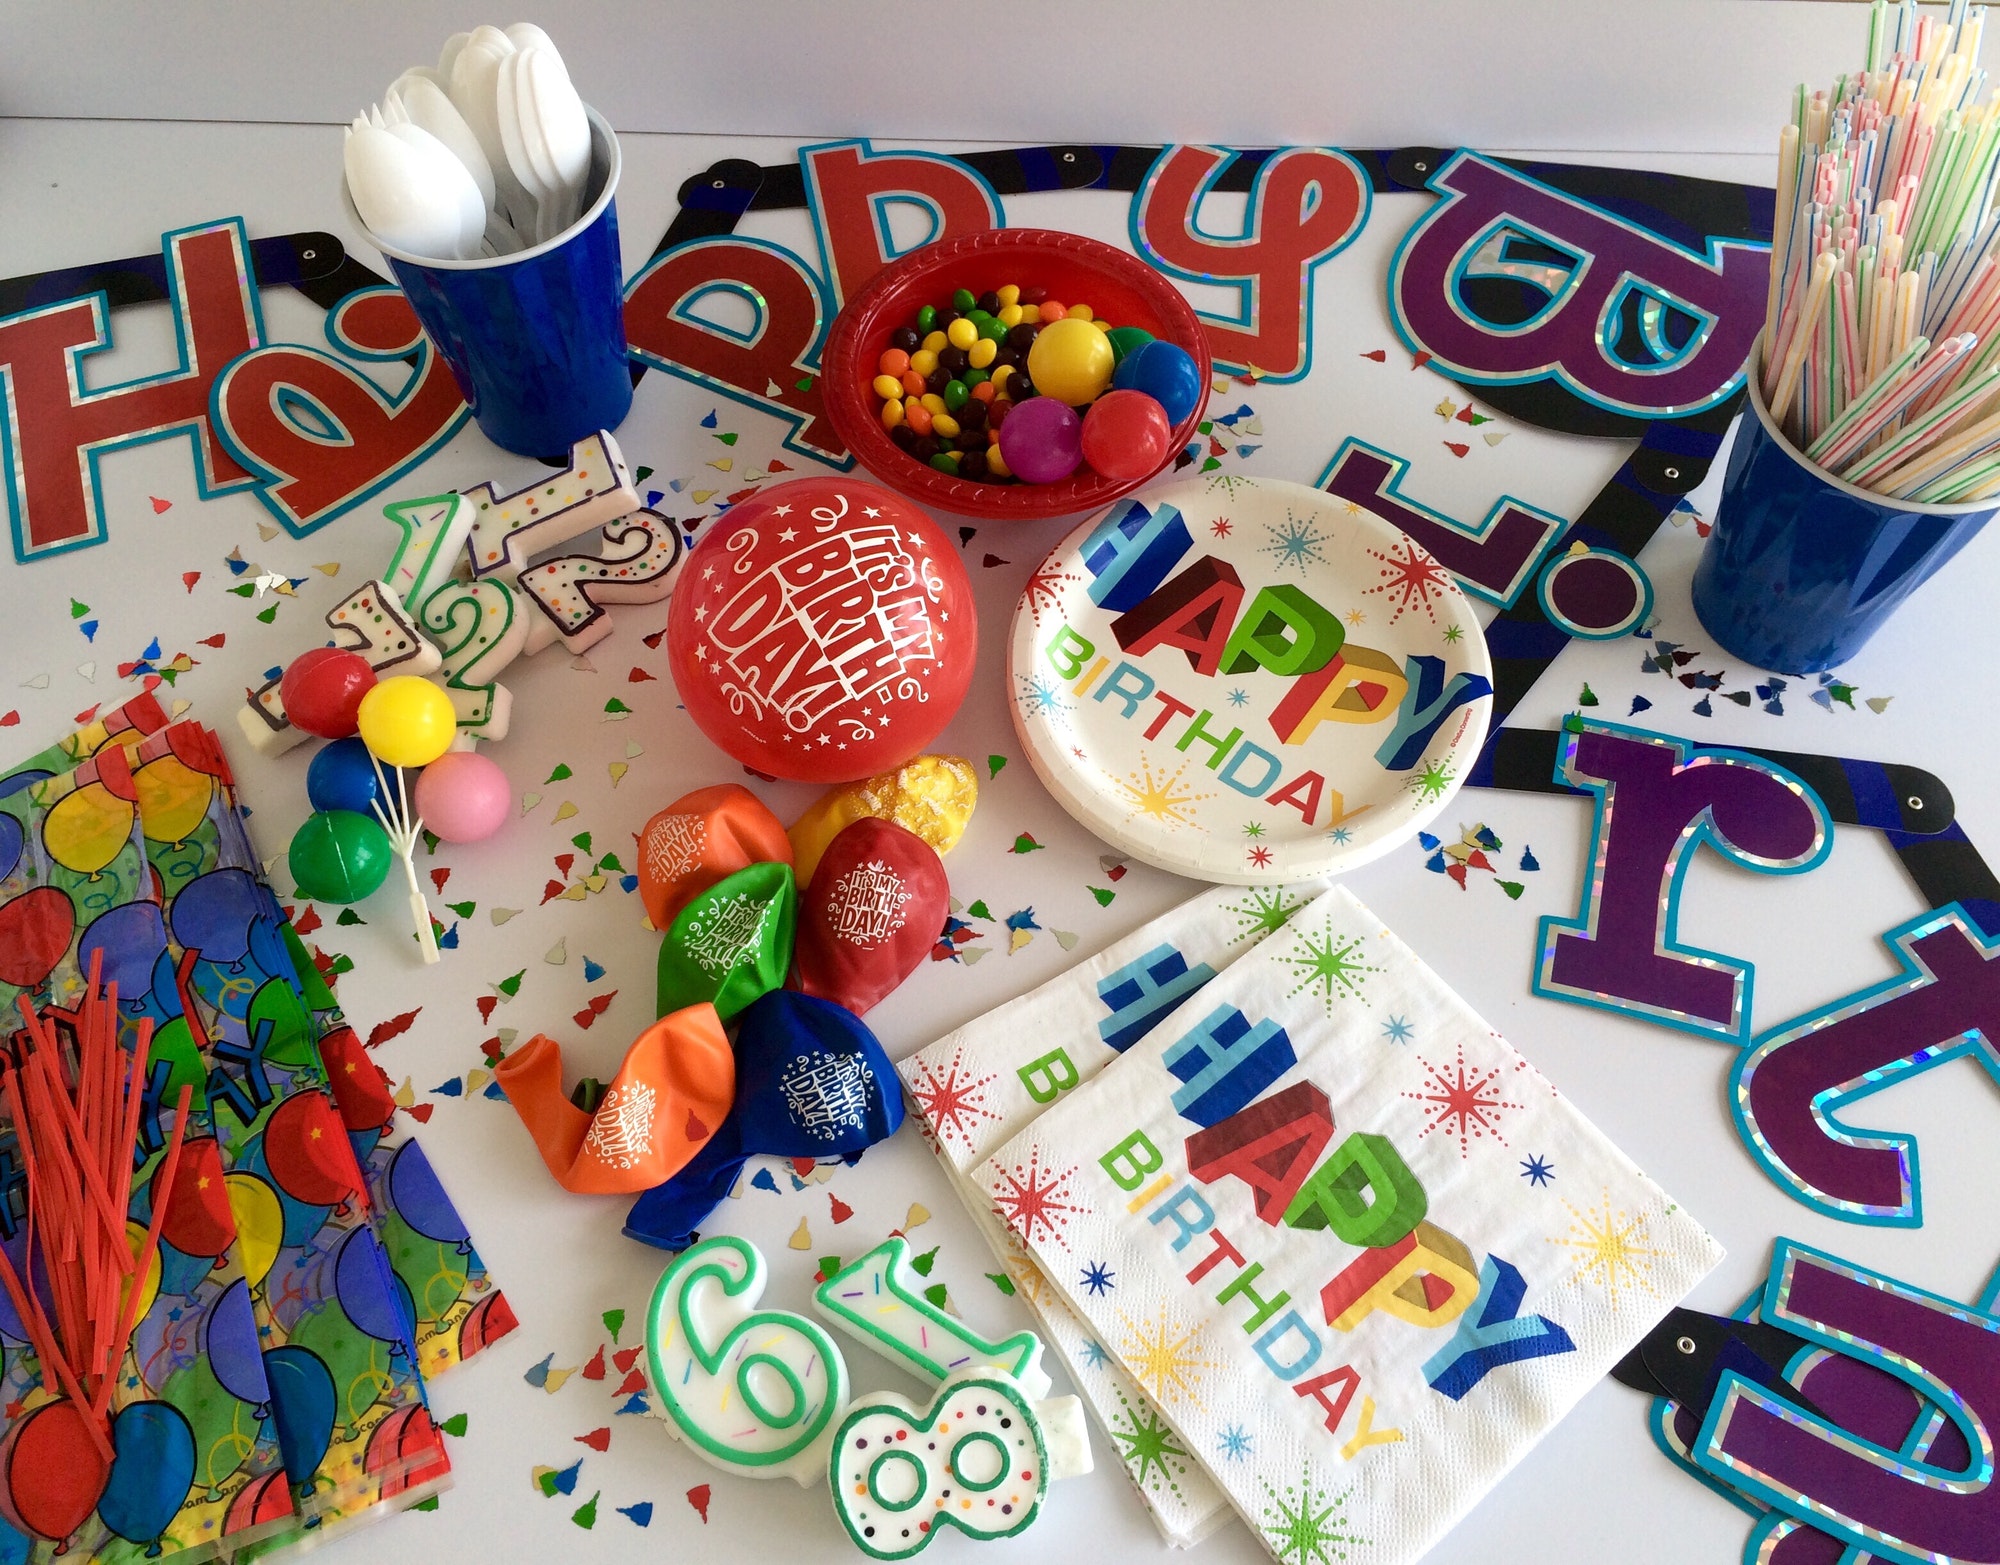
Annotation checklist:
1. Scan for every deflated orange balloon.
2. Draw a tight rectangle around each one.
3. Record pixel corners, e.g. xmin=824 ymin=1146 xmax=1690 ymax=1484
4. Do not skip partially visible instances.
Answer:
xmin=636 ymin=784 xmax=792 ymax=931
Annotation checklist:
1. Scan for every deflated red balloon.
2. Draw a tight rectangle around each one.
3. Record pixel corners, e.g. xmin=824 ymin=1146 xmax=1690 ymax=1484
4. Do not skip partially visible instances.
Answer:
xmin=791 ymin=819 xmax=948 ymax=1016
xmin=152 ymin=1138 xmax=236 ymax=1259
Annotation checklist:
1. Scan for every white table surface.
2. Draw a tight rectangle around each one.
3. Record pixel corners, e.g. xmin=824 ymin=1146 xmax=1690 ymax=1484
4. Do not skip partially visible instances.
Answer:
xmin=1 ymin=118 xmax=1997 ymax=1565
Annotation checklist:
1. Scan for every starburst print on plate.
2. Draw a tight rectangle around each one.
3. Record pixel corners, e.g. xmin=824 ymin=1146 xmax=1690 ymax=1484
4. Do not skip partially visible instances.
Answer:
xmin=1366 ymin=536 xmax=1453 ymax=623
xmin=1442 ymin=622 xmax=1465 ymax=643
xmin=1248 ymin=845 xmax=1274 ymax=868
xmin=1109 ymin=1395 xmax=1191 ymax=1494
xmin=1261 ymin=508 xmax=1330 ymax=574
xmin=1116 ymin=1305 xmax=1219 ymax=1407
xmin=1078 ymin=1339 xmax=1109 ymax=1370
xmin=1380 ymin=1014 xmax=1414 ymax=1044
xmin=903 ymin=1047 xmax=998 ymax=1151
xmin=1116 ymin=755 xmax=1213 ymax=828
xmin=1016 ymin=671 xmax=1074 ymax=723
xmin=1547 ymin=1189 xmax=1663 ymax=1307
xmin=1020 ymin=560 xmax=1083 ymax=624
xmin=1261 ymin=1466 xmax=1364 ymax=1565
xmin=1224 ymin=886 xmax=1311 ymax=943
xmin=1520 ymin=1154 xmax=1555 ymax=1186
xmin=1278 ymin=921 xmax=1381 ymax=1011
xmin=990 ymin=1145 xmax=1086 ymax=1248
xmin=1404 ymin=1044 xmax=1523 ymax=1154
xmin=1205 ymin=472 xmax=1256 ymax=496
xmin=1405 ymin=754 xmax=1455 ymax=804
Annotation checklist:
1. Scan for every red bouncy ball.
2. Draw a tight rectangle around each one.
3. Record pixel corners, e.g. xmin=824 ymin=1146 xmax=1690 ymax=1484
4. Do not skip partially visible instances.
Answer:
xmin=1080 ymin=390 xmax=1175 ymax=483
xmin=665 ymin=478 xmax=977 ymax=783
xmin=280 ymin=648 xmax=377 ymax=739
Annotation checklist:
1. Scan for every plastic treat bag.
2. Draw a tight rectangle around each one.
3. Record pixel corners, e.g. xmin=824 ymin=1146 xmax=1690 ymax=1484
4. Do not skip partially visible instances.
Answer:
xmin=0 ymin=728 xmax=294 ymax=1563
xmin=898 ymin=879 xmax=1329 ymax=1546
xmin=106 ymin=729 xmax=449 ymax=1529
xmin=971 ymin=886 xmax=1723 ymax=1565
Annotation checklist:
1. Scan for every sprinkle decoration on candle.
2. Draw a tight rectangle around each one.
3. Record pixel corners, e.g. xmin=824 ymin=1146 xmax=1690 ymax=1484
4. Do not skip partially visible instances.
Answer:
xmin=1763 ymin=0 xmax=2000 ymax=500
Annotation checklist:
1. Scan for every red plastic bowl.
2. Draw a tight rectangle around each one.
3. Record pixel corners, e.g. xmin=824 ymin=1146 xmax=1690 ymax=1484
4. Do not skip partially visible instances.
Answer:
xmin=822 ymin=228 xmax=1212 ymax=520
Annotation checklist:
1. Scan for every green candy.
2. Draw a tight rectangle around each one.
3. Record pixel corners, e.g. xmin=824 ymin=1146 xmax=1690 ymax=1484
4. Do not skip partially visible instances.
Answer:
xmin=976 ymin=316 xmax=1008 ymax=343
xmin=288 ymin=809 xmax=392 ymax=904
xmin=928 ymin=452 xmax=961 ymax=474
xmin=1105 ymin=325 xmax=1156 ymax=365
xmin=963 ymin=368 xmax=989 ymax=388
xmin=942 ymin=379 xmax=970 ymax=411
xmin=951 ymin=287 xmax=976 ymax=312
xmin=916 ymin=304 xmax=937 ymax=333
xmin=656 ymin=861 xmax=796 ymax=1020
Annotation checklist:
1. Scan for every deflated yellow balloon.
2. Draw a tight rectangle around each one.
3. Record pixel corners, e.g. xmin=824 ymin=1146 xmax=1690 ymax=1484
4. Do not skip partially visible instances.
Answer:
xmin=224 ymin=1172 xmax=284 ymax=1288
xmin=42 ymin=782 xmax=135 ymax=874
xmin=121 ymin=1218 xmax=161 ymax=1337
xmin=133 ymin=754 xmax=214 ymax=844
xmin=789 ymin=754 xmax=978 ymax=887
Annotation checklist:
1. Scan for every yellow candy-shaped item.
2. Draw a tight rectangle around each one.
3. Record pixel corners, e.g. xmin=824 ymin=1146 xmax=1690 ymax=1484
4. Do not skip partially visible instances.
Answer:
xmin=789 ymin=755 xmax=978 ymax=886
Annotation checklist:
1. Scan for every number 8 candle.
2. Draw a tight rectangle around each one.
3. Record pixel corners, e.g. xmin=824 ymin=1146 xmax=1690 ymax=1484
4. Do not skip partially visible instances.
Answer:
xmin=646 ymin=1235 xmax=850 ymax=1483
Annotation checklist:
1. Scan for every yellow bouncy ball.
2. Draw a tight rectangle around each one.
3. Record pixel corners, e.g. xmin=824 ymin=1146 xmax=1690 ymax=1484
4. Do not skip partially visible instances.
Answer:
xmin=1028 ymin=317 xmax=1116 ymax=406
xmin=789 ymin=755 xmax=979 ymax=885
xmin=356 ymin=676 xmax=457 ymax=768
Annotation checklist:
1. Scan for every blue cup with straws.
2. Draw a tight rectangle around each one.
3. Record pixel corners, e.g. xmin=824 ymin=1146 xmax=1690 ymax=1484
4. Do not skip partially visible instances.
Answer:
xmin=341 ymin=106 xmax=631 ymax=457
xmin=1692 ymin=339 xmax=1996 ymax=673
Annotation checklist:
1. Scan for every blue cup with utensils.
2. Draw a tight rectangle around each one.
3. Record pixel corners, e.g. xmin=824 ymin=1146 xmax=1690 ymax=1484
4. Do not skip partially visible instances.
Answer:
xmin=341 ymin=105 xmax=631 ymax=457
xmin=1692 ymin=336 xmax=1995 ymax=673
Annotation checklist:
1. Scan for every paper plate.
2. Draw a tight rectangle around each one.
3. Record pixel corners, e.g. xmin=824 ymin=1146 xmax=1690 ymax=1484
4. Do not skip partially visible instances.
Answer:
xmin=1007 ymin=475 xmax=1493 ymax=883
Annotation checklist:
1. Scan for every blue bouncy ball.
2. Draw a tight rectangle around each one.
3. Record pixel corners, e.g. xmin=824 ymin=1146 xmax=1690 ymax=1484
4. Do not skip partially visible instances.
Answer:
xmin=307 ymin=736 xmax=394 ymax=815
xmin=1111 ymin=338 xmax=1204 ymax=426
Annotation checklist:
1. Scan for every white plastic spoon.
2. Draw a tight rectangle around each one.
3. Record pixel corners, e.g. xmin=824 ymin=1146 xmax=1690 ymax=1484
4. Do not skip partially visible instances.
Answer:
xmin=520 ymin=46 xmax=589 ymax=239
xmin=384 ymin=120 xmax=486 ymax=259
xmin=390 ymin=76 xmax=522 ymax=250
xmin=344 ymin=120 xmax=465 ymax=261
xmin=495 ymin=50 xmax=554 ymax=243
xmin=448 ymin=26 xmax=531 ymax=233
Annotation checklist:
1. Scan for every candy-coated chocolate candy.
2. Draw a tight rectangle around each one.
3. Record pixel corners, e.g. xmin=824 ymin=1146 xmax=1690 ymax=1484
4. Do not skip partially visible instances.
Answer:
xmin=1040 ymin=300 xmax=1068 ymax=321
xmin=878 ymin=348 xmax=911 ymax=376
xmin=872 ymin=373 xmax=902 ymax=400
xmin=880 ymin=399 xmax=905 ymax=431
xmin=997 ymin=302 xmax=1023 ymax=327
xmin=1069 ymin=302 xmax=1094 ymax=321
xmin=493 ymin=1006 xmax=733 ymax=1193
xmin=788 ymin=754 xmax=978 ymax=885
xmin=909 ymin=347 xmax=938 ymax=377
xmin=996 ymin=283 xmax=1020 ymax=307
xmin=637 ymin=781 xmax=793 ymax=929
xmin=922 ymin=330 xmax=947 ymax=353
xmin=954 ymin=429 xmax=984 ymax=452
xmin=1080 ymin=389 xmax=1175 ymax=483
xmin=1027 ymin=317 xmax=1113 ymax=405
xmin=1020 ymin=284 xmax=1046 ymax=304
xmin=1104 ymin=325 xmax=1155 ymax=365
xmin=899 ymin=370 xmax=926 ymax=397
xmin=932 ymin=412 xmax=962 ymax=439
xmin=945 ymin=318 xmax=978 ymax=350
xmin=969 ymin=378 xmax=995 ymax=400
xmin=1018 ymin=302 xmax=1042 ymax=324
xmin=907 ymin=435 xmax=939 ymax=459
xmin=928 ymin=452 xmax=959 ymax=474
xmin=938 ymin=345 xmax=969 ymax=375
xmin=1110 ymin=338 xmax=1203 ymax=426
xmin=792 ymin=820 xmax=948 ymax=1016
xmin=657 ymin=861 xmax=796 ymax=1021
xmin=958 ymin=448 xmax=989 ymax=479
xmin=956 ymin=396 xmax=989 ymax=430
xmin=1006 ymin=322 xmax=1038 ymax=352
xmin=889 ymin=423 xmax=919 ymax=453
xmin=998 ymin=393 xmax=1083 ymax=482
xmin=951 ymin=287 xmax=976 ymax=312
xmin=986 ymin=445 xmax=1014 ymax=479
xmin=904 ymin=402 xmax=934 ymax=437
xmin=976 ymin=291 xmax=1001 ymax=314
xmin=890 ymin=326 xmax=921 ymax=352
xmin=968 ymin=337 xmax=998 ymax=369
xmin=942 ymin=379 xmax=969 ymax=411
xmin=924 ymin=366 xmax=950 ymax=396
xmin=916 ymin=304 xmax=937 ymax=332
xmin=917 ymin=392 xmax=944 ymax=415
xmin=976 ymin=316 xmax=1008 ymax=342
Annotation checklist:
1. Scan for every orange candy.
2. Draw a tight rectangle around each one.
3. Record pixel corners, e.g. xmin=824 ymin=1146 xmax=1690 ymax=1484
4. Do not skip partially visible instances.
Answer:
xmin=899 ymin=369 xmax=926 ymax=398
xmin=970 ymin=380 xmax=996 ymax=402
xmin=905 ymin=401 xmax=934 ymax=436
xmin=1040 ymin=301 xmax=1068 ymax=321
xmin=878 ymin=347 xmax=911 ymax=376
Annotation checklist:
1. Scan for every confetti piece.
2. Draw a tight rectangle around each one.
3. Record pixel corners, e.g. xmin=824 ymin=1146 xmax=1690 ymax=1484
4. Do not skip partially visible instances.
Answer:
xmin=1497 ymin=881 xmax=1526 ymax=900
xmin=751 ymin=1168 xmax=779 ymax=1194
xmin=961 ymin=947 xmax=988 ymax=966
xmin=1053 ymin=929 xmax=1079 ymax=951
xmin=181 ymin=571 xmax=201 ymax=592
xmin=613 ymin=1367 xmax=646 ymax=1395
xmin=607 ymin=761 xmax=629 ymax=788
xmin=1693 ymin=695 xmax=1714 ymax=717
xmin=1433 ymin=399 xmax=1459 ymax=420
xmin=1578 ymin=683 xmax=1598 ymax=707
xmin=366 ymin=1009 xmax=421 ymax=1048
xmin=546 ymin=763 xmax=574 ymax=783
xmin=788 ymin=1217 xmax=812 ymax=1250
xmin=545 ymin=1366 xmax=576 ymax=1393
xmin=582 ymin=957 xmax=607 ymax=984
xmin=1867 ymin=695 xmax=1893 ymax=713
xmin=620 ymin=1502 xmax=655 ymax=1528
xmin=524 ymin=1354 xmax=554 ymax=1389
xmin=1412 ymin=350 xmax=1434 ymax=370
xmin=581 ymin=1347 xmax=606 ymax=1381
xmin=904 ymin=1202 xmax=930 ymax=1230
xmin=1443 ymin=441 xmax=1469 ymax=459
xmin=708 ymin=456 xmax=733 ymax=472
xmin=966 ymin=899 xmax=993 ymax=921
xmin=491 ymin=907 xmax=521 ymax=926
xmin=602 ymin=1308 xmax=625 ymax=1343
xmin=576 ymin=1428 xmax=611 ymax=1452
xmin=625 ymin=740 xmax=644 ymax=758
xmin=1484 ymin=430 xmax=1509 ymax=446
xmin=73 ymin=703 xmax=100 ymax=724
xmin=552 ymin=802 xmax=579 ymax=826
xmin=545 ymin=938 xmax=567 ymax=965
xmin=686 ymin=1486 xmax=711 ymax=1524
xmin=1360 ymin=349 xmax=1387 ymax=362
xmin=496 ymin=970 xmax=525 ymax=998
xmin=1088 ymin=885 xmax=1116 ymax=906
xmin=986 ymin=1273 xmax=1015 ymax=1296
xmin=77 ymin=662 xmax=95 ymax=682
xmin=0 ymin=713 xmax=15 ymax=728
xmin=572 ymin=1493 xmax=599 ymax=1529
xmin=1629 ymin=696 xmax=1652 ymax=715
xmin=20 ymin=674 xmax=47 ymax=689
xmin=1008 ymin=929 xmax=1034 ymax=955
xmin=603 ymin=698 xmax=632 ymax=718
xmin=571 ymin=655 xmax=596 ymax=672
xmin=79 ymin=620 xmax=100 ymax=640
xmin=691 ymin=489 xmax=715 ymax=504
xmin=437 ymin=1412 xmax=468 ymax=1437
xmin=829 ymin=1193 xmax=853 ymax=1224
xmin=1011 ymin=833 xmax=1043 ymax=854
xmin=627 ymin=666 xmax=656 ymax=683
xmin=521 ymin=792 xmax=542 ymax=815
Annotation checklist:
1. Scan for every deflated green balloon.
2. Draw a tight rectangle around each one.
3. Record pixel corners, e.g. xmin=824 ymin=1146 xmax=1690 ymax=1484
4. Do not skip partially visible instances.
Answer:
xmin=288 ymin=810 xmax=392 ymax=905
xmin=656 ymin=861 xmax=795 ymax=1020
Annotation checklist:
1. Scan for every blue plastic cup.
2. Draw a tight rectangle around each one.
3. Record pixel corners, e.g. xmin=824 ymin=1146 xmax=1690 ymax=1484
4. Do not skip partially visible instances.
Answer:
xmin=1692 ymin=344 xmax=1994 ymax=672
xmin=341 ymin=106 xmax=632 ymax=457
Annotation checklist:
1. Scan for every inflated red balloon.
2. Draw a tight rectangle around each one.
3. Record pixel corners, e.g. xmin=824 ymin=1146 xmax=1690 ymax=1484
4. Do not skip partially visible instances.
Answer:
xmin=280 ymin=647 xmax=377 ymax=739
xmin=665 ymin=478 xmax=976 ymax=784
xmin=791 ymin=819 xmax=948 ymax=1016
xmin=0 ymin=888 xmax=76 ymax=990
xmin=152 ymin=1137 xmax=235 ymax=1258
xmin=261 ymin=1093 xmax=362 ymax=1207
xmin=0 ymin=1399 xmax=110 ymax=1541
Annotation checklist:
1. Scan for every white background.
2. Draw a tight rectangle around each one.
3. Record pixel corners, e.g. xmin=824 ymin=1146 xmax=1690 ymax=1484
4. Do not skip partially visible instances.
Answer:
xmin=2 ymin=7 xmax=1999 ymax=1563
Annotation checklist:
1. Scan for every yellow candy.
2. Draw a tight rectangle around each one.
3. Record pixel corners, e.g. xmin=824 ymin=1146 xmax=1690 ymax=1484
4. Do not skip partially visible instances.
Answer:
xmin=1028 ymin=316 xmax=1116 ymax=405
xmin=789 ymin=755 xmax=980 ymax=885
xmin=946 ymin=318 xmax=978 ymax=350
xmin=872 ymin=373 xmax=903 ymax=400
xmin=1019 ymin=303 xmax=1041 ymax=324
xmin=986 ymin=446 xmax=1013 ymax=479
xmin=932 ymin=411 xmax=961 ymax=438
xmin=997 ymin=303 xmax=1023 ymax=327
xmin=1069 ymin=303 xmax=1094 ymax=322
xmin=910 ymin=348 xmax=939 ymax=376
xmin=1093 ymin=318 xmax=1112 ymax=331
xmin=990 ymin=364 xmax=1015 ymax=390
xmin=968 ymin=337 xmax=998 ymax=369
xmin=922 ymin=330 xmax=948 ymax=352
xmin=920 ymin=392 xmax=946 ymax=414
xmin=880 ymin=397 xmax=905 ymax=430
xmin=996 ymin=284 xmax=1021 ymax=307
